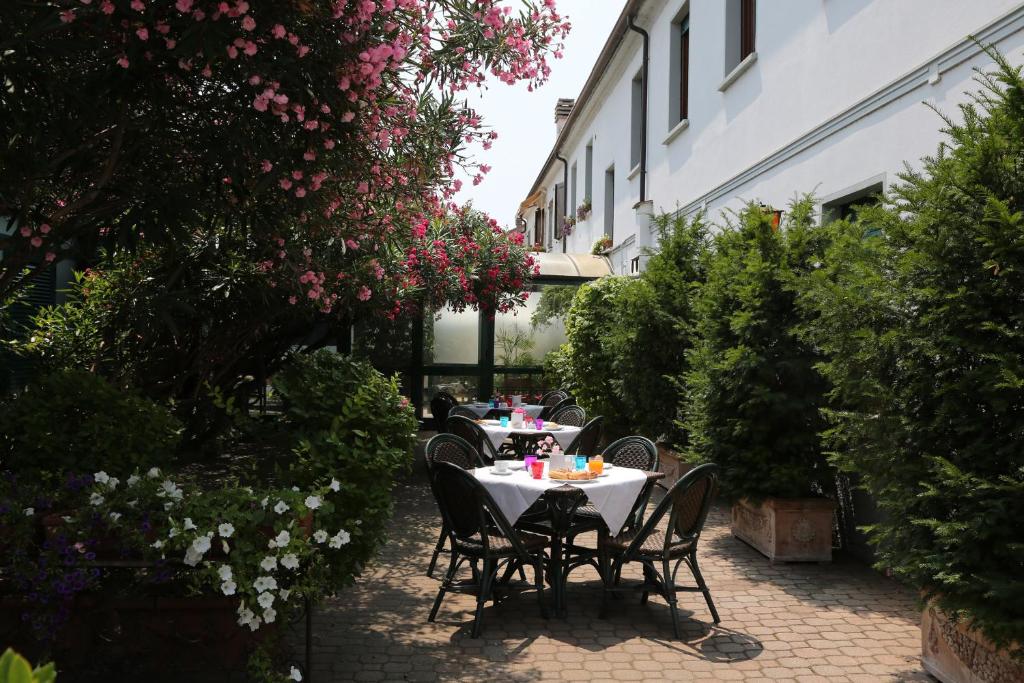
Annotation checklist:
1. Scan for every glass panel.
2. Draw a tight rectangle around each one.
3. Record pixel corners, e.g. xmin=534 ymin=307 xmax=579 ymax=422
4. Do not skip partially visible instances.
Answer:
xmin=424 ymin=305 xmax=478 ymax=365
xmin=352 ymin=316 xmax=413 ymax=368
xmin=494 ymin=284 xmax=579 ymax=368
xmin=423 ymin=374 xmax=479 ymax=417
xmin=493 ymin=371 xmax=551 ymax=403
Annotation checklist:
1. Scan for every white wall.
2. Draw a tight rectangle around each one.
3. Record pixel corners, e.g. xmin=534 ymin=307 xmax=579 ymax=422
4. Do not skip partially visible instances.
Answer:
xmin=525 ymin=0 xmax=1024 ymax=272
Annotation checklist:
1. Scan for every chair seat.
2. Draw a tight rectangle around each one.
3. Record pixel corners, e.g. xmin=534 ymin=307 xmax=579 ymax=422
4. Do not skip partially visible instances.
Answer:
xmin=456 ymin=529 xmax=549 ymax=556
xmin=600 ymin=529 xmax=695 ymax=559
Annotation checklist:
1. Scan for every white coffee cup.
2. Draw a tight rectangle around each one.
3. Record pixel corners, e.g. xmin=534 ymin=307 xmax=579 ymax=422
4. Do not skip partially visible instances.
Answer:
xmin=494 ymin=460 xmax=512 ymax=473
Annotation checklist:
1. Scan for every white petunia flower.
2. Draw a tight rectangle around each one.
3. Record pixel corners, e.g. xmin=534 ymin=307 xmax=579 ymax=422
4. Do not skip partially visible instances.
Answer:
xmin=260 ymin=556 xmax=277 ymax=571
xmin=147 ymin=467 xmax=162 ymax=479
xmin=253 ymin=575 xmax=278 ymax=592
xmin=279 ymin=589 xmax=291 ymax=602
xmin=304 ymin=495 xmax=321 ymax=510
xmin=280 ymin=553 xmax=299 ymax=570
xmin=290 ymin=665 xmax=302 ymax=681
xmin=93 ymin=471 xmax=110 ymax=485
xmin=236 ymin=604 xmax=255 ymax=627
xmin=291 ymin=486 xmax=299 ymax=492
xmin=218 ymin=523 xmax=235 ymax=538
xmin=217 ymin=564 xmax=233 ymax=581
xmin=328 ymin=529 xmax=350 ymax=549
xmin=109 ymin=512 xmax=122 ymax=522
xmin=274 ymin=530 xmax=290 ymax=548
xmin=184 ymin=548 xmax=202 ymax=566
xmin=312 ymin=530 xmax=328 ymax=544
xmin=260 ymin=497 xmax=268 ymax=508
xmin=152 ymin=539 xmax=164 ymax=549
xmin=168 ymin=526 xmax=179 ymax=538
xmin=127 ymin=474 xmax=140 ymax=487
xmin=106 ymin=477 xmax=120 ymax=489
xmin=23 ymin=507 xmax=34 ymax=516
xmin=257 ymin=591 xmax=275 ymax=609
xmin=329 ymin=478 xmax=340 ymax=492
xmin=263 ymin=607 xmax=276 ymax=624
xmin=183 ymin=518 xmax=196 ymax=531
xmin=191 ymin=535 xmax=211 ymax=555
xmin=221 ymin=580 xmax=237 ymax=596
xmin=273 ymin=500 xmax=289 ymax=515
xmin=89 ymin=493 xmax=104 ymax=506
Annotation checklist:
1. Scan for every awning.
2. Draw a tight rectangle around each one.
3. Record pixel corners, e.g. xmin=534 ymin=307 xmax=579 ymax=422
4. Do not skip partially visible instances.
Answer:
xmin=531 ymin=252 xmax=613 ymax=279
xmin=518 ymin=189 xmax=546 ymax=213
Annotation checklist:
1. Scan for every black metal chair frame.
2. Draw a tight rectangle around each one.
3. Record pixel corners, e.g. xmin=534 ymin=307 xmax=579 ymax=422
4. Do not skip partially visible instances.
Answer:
xmin=599 ymin=463 xmax=721 ymax=638
xmin=430 ymin=391 xmax=459 ymax=428
xmin=564 ymin=416 xmax=604 ymax=455
xmin=547 ymin=395 xmax=576 ymax=418
xmin=538 ymin=390 xmax=568 ymax=419
xmin=424 ymin=433 xmax=486 ymax=578
xmin=427 ymin=462 xmax=549 ymax=638
xmin=446 ymin=415 xmax=502 ymax=464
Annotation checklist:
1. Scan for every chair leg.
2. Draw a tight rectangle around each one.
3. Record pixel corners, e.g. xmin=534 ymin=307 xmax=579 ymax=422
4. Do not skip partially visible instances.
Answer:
xmin=663 ymin=558 xmax=681 ymax=640
xmin=533 ymin=557 xmax=548 ymax=620
xmin=640 ymin=562 xmax=654 ymax=605
xmin=688 ymin=551 xmax=720 ymax=624
xmin=470 ymin=558 xmax=494 ymax=639
xmin=426 ymin=525 xmax=448 ymax=578
xmin=428 ymin=549 xmax=459 ymax=622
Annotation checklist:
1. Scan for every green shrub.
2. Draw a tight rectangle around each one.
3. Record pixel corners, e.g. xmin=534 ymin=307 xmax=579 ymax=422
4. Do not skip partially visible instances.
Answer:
xmin=273 ymin=350 xmax=417 ymax=588
xmin=0 ymin=648 xmax=56 ymax=683
xmin=799 ymin=50 xmax=1024 ymax=652
xmin=684 ymin=198 xmax=832 ymax=501
xmin=0 ymin=369 xmax=181 ymax=480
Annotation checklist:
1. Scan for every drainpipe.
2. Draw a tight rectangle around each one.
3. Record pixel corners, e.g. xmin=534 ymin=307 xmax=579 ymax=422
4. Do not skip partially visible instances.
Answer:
xmin=627 ymin=14 xmax=649 ymax=203
xmin=555 ymin=153 xmax=568 ymax=253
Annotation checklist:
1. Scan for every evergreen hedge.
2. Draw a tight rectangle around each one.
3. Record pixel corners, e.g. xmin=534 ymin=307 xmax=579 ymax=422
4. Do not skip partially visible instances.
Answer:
xmin=684 ymin=198 xmax=833 ymax=501
xmin=799 ymin=50 xmax=1024 ymax=651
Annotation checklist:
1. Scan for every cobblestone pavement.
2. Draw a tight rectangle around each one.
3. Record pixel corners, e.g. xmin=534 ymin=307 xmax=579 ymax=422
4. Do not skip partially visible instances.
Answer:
xmin=304 ymin=477 xmax=932 ymax=682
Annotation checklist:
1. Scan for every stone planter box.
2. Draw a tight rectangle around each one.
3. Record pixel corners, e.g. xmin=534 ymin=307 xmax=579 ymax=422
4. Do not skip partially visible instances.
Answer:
xmin=731 ymin=497 xmax=835 ymax=562
xmin=655 ymin=443 xmax=694 ymax=490
xmin=922 ymin=603 xmax=1024 ymax=683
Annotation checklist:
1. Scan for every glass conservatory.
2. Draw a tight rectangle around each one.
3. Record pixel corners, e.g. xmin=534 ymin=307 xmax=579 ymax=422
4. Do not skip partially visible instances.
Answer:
xmin=351 ymin=252 xmax=611 ymax=429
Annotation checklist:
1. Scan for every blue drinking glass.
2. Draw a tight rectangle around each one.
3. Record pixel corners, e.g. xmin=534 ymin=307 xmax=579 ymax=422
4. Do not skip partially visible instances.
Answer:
xmin=499 ymin=416 xmax=509 ymax=428
xmin=575 ymin=455 xmax=586 ymax=471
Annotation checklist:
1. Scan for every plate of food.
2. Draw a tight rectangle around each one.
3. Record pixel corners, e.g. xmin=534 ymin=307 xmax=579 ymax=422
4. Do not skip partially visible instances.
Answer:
xmin=547 ymin=469 xmax=600 ymax=482
xmin=476 ymin=419 xmax=501 ymax=425
xmin=541 ymin=422 xmax=563 ymax=431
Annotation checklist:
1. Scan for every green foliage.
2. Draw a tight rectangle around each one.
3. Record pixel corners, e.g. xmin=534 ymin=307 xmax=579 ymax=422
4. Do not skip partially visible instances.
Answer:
xmin=530 ymin=285 xmax=577 ymax=330
xmin=684 ymin=199 xmax=832 ymax=502
xmin=562 ymin=277 xmax=636 ymax=434
xmin=542 ymin=343 xmax=576 ymax=396
xmin=591 ymin=235 xmax=612 ymax=255
xmin=555 ymin=213 xmax=709 ymax=442
xmin=495 ymin=325 xmax=536 ymax=367
xmin=0 ymin=649 xmax=57 ymax=683
xmin=798 ymin=50 xmax=1024 ymax=651
xmin=272 ymin=350 xmax=417 ymax=589
xmin=0 ymin=369 xmax=181 ymax=480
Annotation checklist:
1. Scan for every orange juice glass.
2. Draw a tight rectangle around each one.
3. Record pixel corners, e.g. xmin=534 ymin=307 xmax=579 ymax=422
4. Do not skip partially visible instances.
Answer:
xmin=587 ymin=456 xmax=604 ymax=475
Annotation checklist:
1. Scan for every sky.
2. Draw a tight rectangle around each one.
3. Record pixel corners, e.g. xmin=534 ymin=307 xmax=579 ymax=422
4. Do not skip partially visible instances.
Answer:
xmin=456 ymin=0 xmax=626 ymax=228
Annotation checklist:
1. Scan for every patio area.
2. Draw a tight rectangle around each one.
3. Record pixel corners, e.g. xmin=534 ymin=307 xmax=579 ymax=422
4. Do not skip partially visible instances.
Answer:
xmin=300 ymin=469 xmax=931 ymax=682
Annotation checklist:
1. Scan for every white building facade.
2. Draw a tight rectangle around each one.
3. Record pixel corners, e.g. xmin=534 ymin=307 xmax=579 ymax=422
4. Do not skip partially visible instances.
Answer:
xmin=518 ymin=0 xmax=1024 ymax=274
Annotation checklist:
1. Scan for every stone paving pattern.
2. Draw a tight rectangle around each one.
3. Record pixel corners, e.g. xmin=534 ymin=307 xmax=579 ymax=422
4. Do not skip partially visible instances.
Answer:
xmin=303 ymin=474 xmax=933 ymax=682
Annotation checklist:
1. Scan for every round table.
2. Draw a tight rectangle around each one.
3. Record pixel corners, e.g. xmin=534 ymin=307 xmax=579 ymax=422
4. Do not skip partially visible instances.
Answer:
xmin=474 ymin=462 xmax=664 ymax=615
xmin=463 ymin=403 xmax=545 ymax=419
xmin=475 ymin=421 xmax=581 ymax=456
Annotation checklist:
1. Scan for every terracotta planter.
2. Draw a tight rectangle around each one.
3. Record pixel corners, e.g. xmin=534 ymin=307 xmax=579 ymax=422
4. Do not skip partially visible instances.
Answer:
xmin=731 ymin=497 xmax=835 ymax=562
xmin=922 ymin=603 xmax=1024 ymax=683
xmin=655 ymin=444 xmax=695 ymax=490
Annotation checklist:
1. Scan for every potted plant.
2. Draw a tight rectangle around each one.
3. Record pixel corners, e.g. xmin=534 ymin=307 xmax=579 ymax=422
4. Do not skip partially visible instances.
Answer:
xmin=799 ymin=48 xmax=1024 ymax=679
xmin=561 ymin=216 xmax=576 ymax=236
xmin=591 ymin=234 xmax=612 ymax=255
xmin=576 ymin=198 xmax=592 ymax=220
xmin=685 ymin=198 xmax=835 ymax=562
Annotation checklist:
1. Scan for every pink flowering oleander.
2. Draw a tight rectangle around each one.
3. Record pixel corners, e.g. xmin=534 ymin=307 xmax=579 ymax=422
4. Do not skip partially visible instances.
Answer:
xmin=0 ymin=0 xmax=570 ymax=318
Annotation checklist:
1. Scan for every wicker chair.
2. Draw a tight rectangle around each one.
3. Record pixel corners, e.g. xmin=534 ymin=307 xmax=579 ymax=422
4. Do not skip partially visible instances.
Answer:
xmin=424 ymin=434 xmax=486 ymax=577
xmin=447 ymin=405 xmax=479 ymax=422
xmin=550 ymin=404 xmax=586 ymax=428
xmin=539 ymin=390 xmax=568 ymax=419
xmin=599 ymin=463 xmax=721 ymax=638
xmin=548 ymin=395 xmax=576 ymax=418
xmin=446 ymin=415 xmax=501 ymax=464
xmin=427 ymin=462 xmax=549 ymax=637
xmin=430 ymin=391 xmax=458 ymax=428
xmin=564 ymin=416 xmax=604 ymax=455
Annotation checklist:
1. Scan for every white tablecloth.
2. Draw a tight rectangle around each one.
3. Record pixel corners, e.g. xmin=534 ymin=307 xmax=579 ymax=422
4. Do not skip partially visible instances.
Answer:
xmin=463 ymin=403 xmax=545 ymax=419
xmin=475 ymin=463 xmax=648 ymax=536
xmin=478 ymin=423 xmax=581 ymax=452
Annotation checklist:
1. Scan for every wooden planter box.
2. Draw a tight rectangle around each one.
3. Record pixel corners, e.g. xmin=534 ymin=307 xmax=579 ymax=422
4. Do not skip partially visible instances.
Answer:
xmin=731 ymin=497 xmax=835 ymax=562
xmin=922 ymin=603 xmax=1024 ymax=683
xmin=655 ymin=444 xmax=694 ymax=490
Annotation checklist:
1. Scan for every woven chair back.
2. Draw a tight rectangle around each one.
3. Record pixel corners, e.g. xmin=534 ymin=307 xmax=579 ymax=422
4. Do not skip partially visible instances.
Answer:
xmin=565 ymin=416 xmax=604 ymax=455
xmin=425 ymin=433 xmax=479 ymax=471
xmin=602 ymin=436 xmax=658 ymax=471
xmin=551 ymin=404 xmax=586 ymax=427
